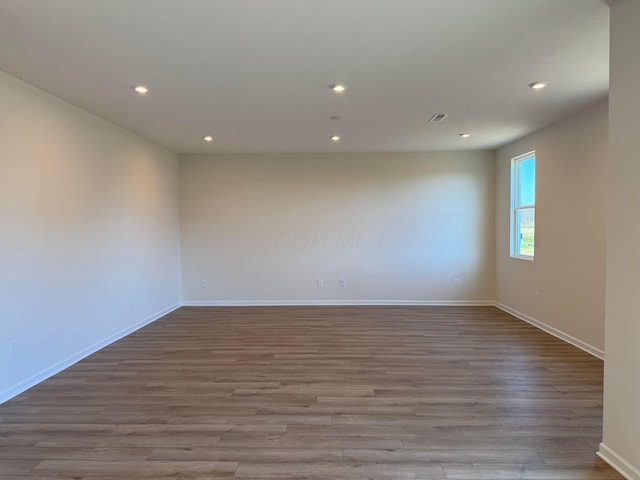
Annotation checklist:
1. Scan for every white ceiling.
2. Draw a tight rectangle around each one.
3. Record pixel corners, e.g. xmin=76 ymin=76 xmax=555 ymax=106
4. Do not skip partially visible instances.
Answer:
xmin=0 ymin=0 xmax=609 ymax=154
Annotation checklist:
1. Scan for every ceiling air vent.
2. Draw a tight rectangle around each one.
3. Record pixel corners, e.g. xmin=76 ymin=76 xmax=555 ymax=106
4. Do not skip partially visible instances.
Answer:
xmin=429 ymin=113 xmax=448 ymax=122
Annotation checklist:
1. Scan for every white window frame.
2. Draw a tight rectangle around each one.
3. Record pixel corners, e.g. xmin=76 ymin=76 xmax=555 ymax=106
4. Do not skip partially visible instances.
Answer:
xmin=510 ymin=151 xmax=536 ymax=260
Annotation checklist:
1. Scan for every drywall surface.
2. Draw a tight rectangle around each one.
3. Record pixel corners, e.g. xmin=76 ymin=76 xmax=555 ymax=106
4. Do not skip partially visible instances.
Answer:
xmin=179 ymin=151 xmax=495 ymax=304
xmin=600 ymin=0 xmax=640 ymax=477
xmin=0 ymin=71 xmax=181 ymax=401
xmin=495 ymin=101 xmax=608 ymax=354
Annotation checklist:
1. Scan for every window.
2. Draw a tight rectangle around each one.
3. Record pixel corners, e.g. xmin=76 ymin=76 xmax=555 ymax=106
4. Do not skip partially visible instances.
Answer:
xmin=510 ymin=151 xmax=536 ymax=259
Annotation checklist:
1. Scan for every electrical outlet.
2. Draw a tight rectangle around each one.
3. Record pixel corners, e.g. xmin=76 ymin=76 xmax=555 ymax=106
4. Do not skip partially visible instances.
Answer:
xmin=201 ymin=279 xmax=208 ymax=288
xmin=339 ymin=279 xmax=346 ymax=287
xmin=317 ymin=279 xmax=324 ymax=287
xmin=453 ymin=278 xmax=461 ymax=287
xmin=9 ymin=340 xmax=16 ymax=357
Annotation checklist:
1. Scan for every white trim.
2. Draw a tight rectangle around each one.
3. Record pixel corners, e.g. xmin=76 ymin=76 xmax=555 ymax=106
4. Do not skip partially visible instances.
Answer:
xmin=494 ymin=302 xmax=604 ymax=360
xmin=512 ymin=150 xmax=537 ymax=163
xmin=182 ymin=300 xmax=496 ymax=307
xmin=1 ymin=300 xmax=606 ymax=406
xmin=598 ymin=442 xmax=640 ymax=480
xmin=511 ymin=253 xmax=534 ymax=262
xmin=0 ymin=303 xmax=181 ymax=405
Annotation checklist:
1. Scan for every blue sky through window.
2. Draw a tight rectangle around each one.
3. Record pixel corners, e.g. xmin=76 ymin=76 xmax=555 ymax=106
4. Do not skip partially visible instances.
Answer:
xmin=520 ymin=156 xmax=535 ymax=205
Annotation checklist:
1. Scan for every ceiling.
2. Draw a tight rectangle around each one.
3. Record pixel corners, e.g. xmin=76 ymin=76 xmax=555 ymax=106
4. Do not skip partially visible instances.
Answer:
xmin=0 ymin=0 xmax=610 ymax=154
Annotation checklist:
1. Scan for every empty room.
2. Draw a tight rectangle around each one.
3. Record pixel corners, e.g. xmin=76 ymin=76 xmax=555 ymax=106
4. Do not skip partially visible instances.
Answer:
xmin=1 ymin=0 xmax=639 ymax=479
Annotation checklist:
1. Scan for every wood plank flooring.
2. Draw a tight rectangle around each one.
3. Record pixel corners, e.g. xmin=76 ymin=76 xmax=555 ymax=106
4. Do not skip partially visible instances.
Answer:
xmin=0 ymin=306 xmax=622 ymax=479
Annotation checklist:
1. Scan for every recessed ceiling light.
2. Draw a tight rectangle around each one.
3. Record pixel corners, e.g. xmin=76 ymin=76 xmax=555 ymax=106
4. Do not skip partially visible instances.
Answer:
xmin=528 ymin=81 xmax=548 ymax=90
xmin=459 ymin=133 xmax=471 ymax=138
xmin=203 ymin=135 xmax=213 ymax=143
xmin=330 ymin=135 xmax=341 ymax=142
xmin=330 ymin=84 xmax=347 ymax=93
xmin=133 ymin=85 xmax=149 ymax=94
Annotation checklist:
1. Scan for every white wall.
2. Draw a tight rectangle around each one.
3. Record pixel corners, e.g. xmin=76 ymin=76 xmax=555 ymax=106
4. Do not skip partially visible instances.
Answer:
xmin=600 ymin=0 xmax=640 ymax=477
xmin=495 ymin=101 xmax=608 ymax=356
xmin=179 ymin=152 xmax=495 ymax=304
xmin=0 ymin=71 xmax=182 ymax=402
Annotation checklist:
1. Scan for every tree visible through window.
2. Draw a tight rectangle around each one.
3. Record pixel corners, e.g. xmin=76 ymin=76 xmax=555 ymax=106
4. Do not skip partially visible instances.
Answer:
xmin=511 ymin=151 xmax=535 ymax=259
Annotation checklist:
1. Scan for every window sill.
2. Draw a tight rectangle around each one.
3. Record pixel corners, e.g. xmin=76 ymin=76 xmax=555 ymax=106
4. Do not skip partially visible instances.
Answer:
xmin=510 ymin=254 xmax=534 ymax=261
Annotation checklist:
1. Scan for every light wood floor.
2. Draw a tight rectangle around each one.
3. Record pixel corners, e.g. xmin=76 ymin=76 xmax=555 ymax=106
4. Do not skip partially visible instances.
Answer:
xmin=0 ymin=306 xmax=622 ymax=479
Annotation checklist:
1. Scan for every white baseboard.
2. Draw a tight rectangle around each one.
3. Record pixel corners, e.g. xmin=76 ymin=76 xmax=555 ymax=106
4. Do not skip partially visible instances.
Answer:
xmin=598 ymin=442 xmax=640 ymax=480
xmin=494 ymin=302 xmax=604 ymax=360
xmin=1 ymin=300 xmax=604 ymax=405
xmin=182 ymin=299 xmax=496 ymax=307
xmin=0 ymin=303 xmax=181 ymax=405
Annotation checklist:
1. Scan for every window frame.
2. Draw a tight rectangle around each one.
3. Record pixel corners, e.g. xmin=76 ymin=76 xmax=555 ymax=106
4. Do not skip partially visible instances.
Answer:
xmin=510 ymin=151 xmax=536 ymax=261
